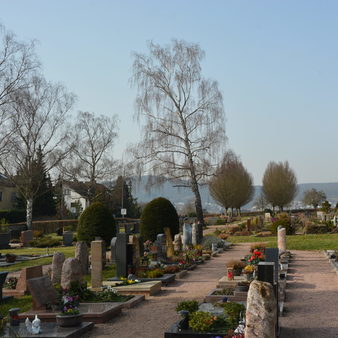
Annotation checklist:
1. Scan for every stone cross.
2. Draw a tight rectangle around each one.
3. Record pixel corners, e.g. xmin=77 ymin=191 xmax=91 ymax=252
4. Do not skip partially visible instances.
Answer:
xmin=91 ymin=240 xmax=104 ymax=290
xmin=75 ymin=241 xmax=89 ymax=274
xmin=51 ymin=252 xmax=65 ymax=284
xmin=277 ymin=227 xmax=286 ymax=253
xmin=182 ymin=224 xmax=192 ymax=249
xmin=245 ymin=280 xmax=277 ymax=338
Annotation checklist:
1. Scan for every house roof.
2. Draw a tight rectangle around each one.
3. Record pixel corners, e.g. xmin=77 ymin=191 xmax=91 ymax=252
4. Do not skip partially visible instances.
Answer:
xmin=63 ymin=181 xmax=106 ymax=198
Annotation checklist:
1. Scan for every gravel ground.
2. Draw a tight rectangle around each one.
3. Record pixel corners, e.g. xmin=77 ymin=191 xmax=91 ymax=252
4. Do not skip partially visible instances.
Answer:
xmin=82 ymin=243 xmax=250 ymax=338
xmin=280 ymin=250 xmax=338 ymax=338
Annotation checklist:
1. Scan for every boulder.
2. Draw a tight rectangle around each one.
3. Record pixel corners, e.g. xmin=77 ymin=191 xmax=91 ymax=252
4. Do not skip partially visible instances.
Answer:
xmin=75 ymin=241 xmax=89 ymax=274
xmin=51 ymin=252 xmax=65 ymax=284
xmin=61 ymin=258 xmax=82 ymax=289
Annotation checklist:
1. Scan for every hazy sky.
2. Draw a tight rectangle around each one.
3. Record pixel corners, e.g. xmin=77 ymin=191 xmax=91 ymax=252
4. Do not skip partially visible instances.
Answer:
xmin=1 ymin=0 xmax=338 ymax=185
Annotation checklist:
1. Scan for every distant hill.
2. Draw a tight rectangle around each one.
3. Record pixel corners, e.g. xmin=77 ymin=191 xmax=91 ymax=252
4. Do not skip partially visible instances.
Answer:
xmin=131 ymin=176 xmax=338 ymax=212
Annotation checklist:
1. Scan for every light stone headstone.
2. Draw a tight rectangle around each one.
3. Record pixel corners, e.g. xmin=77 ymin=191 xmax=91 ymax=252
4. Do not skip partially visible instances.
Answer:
xmin=173 ymin=234 xmax=182 ymax=252
xmin=51 ymin=252 xmax=65 ymax=284
xmin=16 ymin=265 xmax=43 ymax=294
xmin=129 ymin=235 xmax=141 ymax=270
xmin=164 ymin=227 xmax=174 ymax=258
xmin=245 ymin=280 xmax=277 ymax=338
xmin=211 ymin=243 xmax=218 ymax=252
xmin=91 ymin=240 xmax=104 ymax=289
xmin=61 ymin=258 xmax=82 ymax=289
xmin=182 ymin=223 xmax=192 ymax=249
xmin=191 ymin=223 xmax=198 ymax=246
xmin=264 ymin=213 xmax=271 ymax=222
xmin=277 ymin=227 xmax=286 ymax=253
xmin=20 ymin=230 xmax=33 ymax=246
xmin=110 ymin=237 xmax=117 ymax=264
xmin=75 ymin=241 xmax=89 ymax=274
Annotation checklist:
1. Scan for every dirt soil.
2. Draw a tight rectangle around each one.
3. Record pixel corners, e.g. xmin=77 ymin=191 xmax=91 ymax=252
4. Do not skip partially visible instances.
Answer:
xmin=280 ymin=250 xmax=338 ymax=337
xmin=82 ymin=243 xmax=250 ymax=338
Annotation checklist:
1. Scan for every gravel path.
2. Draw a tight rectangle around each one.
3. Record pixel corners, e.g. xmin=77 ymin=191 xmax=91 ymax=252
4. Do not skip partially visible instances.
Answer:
xmin=280 ymin=250 xmax=338 ymax=338
xmin=83 ymin=243 xmax=250 ymax=338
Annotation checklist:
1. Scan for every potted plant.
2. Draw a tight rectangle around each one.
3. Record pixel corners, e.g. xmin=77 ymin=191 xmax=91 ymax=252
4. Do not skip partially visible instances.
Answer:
xmin=227 ymin=260 xmax=246 ymax=276
xmin=56 ymin=294 xmax=82 ymax=327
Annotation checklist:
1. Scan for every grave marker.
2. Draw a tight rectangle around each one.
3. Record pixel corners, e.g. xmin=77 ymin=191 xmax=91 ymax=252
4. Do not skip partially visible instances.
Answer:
xmin=115 ymin=233 xmax=128 ymax=278
xmin=51 ymin=252 xmax=65 ymax=284
xmin=20 ymin=230 xmax=33 ymax=246
xmin=91 ymin=240 xmax=104 ymax=289
xmin=63 ymin=231 xmax=73 ymax=246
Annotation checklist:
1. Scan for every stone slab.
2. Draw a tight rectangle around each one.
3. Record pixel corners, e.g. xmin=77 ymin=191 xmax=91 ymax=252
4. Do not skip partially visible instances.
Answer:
xmin=19 ymin=303 xmax=123 ymax=324
xmin=102 ymin=280 xmax=161 ymax=296
xmin=175 ymin=270 xmax=188 ymax=279
xmin=204 ymin=288 xmax=247 ymax=303
xmin=217 ymin=275 xmax=246 ymax=288
xmin=107 ymin=273 xmax=175 ymax=286
xmin=1 ymin=322 xmax=94 ymax=338
xmin=117 ymin=294 xmax=145 ymax=308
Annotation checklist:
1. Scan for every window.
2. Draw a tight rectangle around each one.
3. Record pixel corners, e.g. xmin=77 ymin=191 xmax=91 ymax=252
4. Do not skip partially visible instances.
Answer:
xmin=64 ymin=189 xmax=70 ymax=195
xmin=11 ymin=192 xmax=17 ymax=202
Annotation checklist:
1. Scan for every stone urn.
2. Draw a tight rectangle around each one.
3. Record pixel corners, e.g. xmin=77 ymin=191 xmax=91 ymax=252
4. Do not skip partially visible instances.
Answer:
xmin=56 ymin=314 xmax=82 ymax=327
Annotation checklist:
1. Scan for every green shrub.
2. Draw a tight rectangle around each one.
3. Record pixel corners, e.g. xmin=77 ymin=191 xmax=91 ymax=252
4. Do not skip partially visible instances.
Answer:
xmin=215 ymin=219 xmax=225 ymax=225
xmin=189 ymin=311 xmax=215 ymax=332
xmin=201 ymin=235 xmax=224 ymax=249
xmin=140 ymin=197 xmax=179 ymax=241
xmin=77 ymin=202 xmax=116 ymax=245
xmin=304 ymin=223 xmax=329 ymax=234
xmin=145 ymin=269 xmax=164 ymax=278
xmin=176 ymin=300 xmax=199 ymax=314
xmin=29 ymin=237 xmax=61 ymax=247
xmin=270 ymin=218 xmax=294 ymax=235
xmin=0 ymin=209 xmax=26 ymax=223
xmin=216 ymin=301 xmax=245 ymax=329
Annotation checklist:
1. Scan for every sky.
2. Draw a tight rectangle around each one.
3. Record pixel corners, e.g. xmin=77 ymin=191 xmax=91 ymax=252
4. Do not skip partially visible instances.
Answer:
xmin=1 ymin=0 xmax=338 ymax=185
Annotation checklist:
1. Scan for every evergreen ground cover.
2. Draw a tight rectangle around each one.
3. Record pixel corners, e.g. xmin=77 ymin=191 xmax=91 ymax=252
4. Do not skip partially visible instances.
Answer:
xmin=229 ymin=233 xmax=338 ymax=250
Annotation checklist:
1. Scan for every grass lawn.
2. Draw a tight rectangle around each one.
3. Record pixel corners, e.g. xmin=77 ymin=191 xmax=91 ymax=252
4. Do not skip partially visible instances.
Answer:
xmin=0 ymin=295 xmax=32 ymax=317
xmin=0 ymin=246 xmax=75 ymax=273
xmin=229 ymin=233 xmax=338 ymax=250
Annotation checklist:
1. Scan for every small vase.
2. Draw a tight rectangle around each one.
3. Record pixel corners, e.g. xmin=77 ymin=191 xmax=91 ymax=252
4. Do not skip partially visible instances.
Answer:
xmin=56 ymin=314 xmax=82 ymax=327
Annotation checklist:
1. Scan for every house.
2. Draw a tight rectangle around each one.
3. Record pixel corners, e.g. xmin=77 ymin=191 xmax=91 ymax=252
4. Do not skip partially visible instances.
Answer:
xmin=0 ymin=174 xmax=18 ymax=210
xmin=62 ymin=181 xmax=107 ymax=215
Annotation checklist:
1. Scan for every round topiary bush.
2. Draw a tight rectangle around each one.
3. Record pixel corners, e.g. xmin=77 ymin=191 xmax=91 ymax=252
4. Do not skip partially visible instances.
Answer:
xmin=269 ymin=218 xmax=295 ymax=235
xmin=77 ymin=202 xmax=115 ymax=245
xmin=140 ymin=197 xmax=179 ymax=241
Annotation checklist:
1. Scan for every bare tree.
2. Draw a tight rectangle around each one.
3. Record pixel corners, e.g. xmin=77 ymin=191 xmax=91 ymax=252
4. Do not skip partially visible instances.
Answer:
xmin=131 ymin=40 xmax=226 ymax=240
xmin=210 ymin=150 xmax=254 ymax=215
xmin=0 ymin=76 xmax=75 ymax=229
xmin=0 ymin=24 xmax=39 ymax=155
xmin=302 ymin=188 xmax=326 ymax=209
xmin=253 ymin=192 xmax=270 ymax=211
xmin=61 ymin=111 xmax=119 ymax=202
xmin=262 ymin=161 xmax=298 ymax=211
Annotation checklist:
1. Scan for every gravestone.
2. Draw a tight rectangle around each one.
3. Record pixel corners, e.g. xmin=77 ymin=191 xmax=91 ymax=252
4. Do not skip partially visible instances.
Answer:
xmin=277 ymin=228 xmax=286 ymax=253
xmin=20 ymin=230 xmax=33 ymax=246
xmin=182 ymin=224 xmax=192 ymax=249
xmin=51 ymin=252 xmax=65 ymax=284
xmin=257 ymin=262 xmax=274 ymax=285
xmin=191 ymin=223 xmax=198 ymax=246
xmin=246 ymin=218 xmax=251 ymax=231
xmin=0 ymin=271 xmax=11 ymax=302
xmin=164 ymin=228 xmax=174 ymax=258
xmin=129 ymin=235 xmax=141 ymax=270
xmin=61 ymin=258 xmax=82 ymax=289
xmin=63 ymin=231 xmax=73 ymax=246
xmin=265 ymin=248 xmax=279 ymax=284
xmin=75 ymin=241 xmax=89 ymax=274
xmin=27 ymin=276 xmax=57 ymax=310
xmin=91 ymin=240 xmax=104 ymax=289
xmin=0 ymin=233 xmax=10 ymax=249
xmin=245 ymin=280 xmax=277 ymax=338
xmin=110 ymin=237 xmax=117 ymax=264
xmin=264 ymin=212 xmax=271 ymax=222
xmin=115 ymin=233 xmax=128 ymax=278
xmin=173 ymin=234 xmax=182 ymax=252
xmin=156 ymin=234 xmax=166 ymax=261
xmin=211 ymin=243 xmax=218 ymax=253
xmin=16 ymin=265 xmax=43 ymax=294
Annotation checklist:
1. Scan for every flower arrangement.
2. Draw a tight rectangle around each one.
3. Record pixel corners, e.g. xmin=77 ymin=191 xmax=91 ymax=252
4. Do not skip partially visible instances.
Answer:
xmin=143 ymin=240 xmax=153 ymax=252
xmin=245 ymin=249 xmax=264 ymax=265
xmin=60 ymin=295 xmax=80 ymax=315
xmin=120 ymin=277 xmax=138 ymax=285
xmin=243 ymin=265 xmax=255 ymax=274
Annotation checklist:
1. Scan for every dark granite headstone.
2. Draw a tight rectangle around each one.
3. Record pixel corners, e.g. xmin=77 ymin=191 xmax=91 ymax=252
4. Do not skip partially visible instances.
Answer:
xmin=115 ymin=233 xmax=128 ymax=278
xmin=257 ymin=262 xmax=274 ymax=285
xmin=0 ymin=271 xmax=11 ymax=303
xmin=265 ymin=248 xmax=279 ymax=284
xmin=63 ymin=231 xmax=73 ymax=246
xmin=26 ymin=275 xmax=58 ymax=310
xmin=0 ymin=233 xmax=10 ymax=249
xmin=156 ymin=234 xmax=166 ymax=260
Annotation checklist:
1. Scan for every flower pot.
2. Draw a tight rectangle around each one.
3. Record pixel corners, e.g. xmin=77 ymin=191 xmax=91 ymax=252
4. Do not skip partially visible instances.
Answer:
xmin=56 ymin=314 xmax=82 ymax=327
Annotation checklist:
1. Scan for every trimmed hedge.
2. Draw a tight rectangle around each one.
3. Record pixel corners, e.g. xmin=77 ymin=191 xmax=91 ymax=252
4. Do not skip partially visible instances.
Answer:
xmin=0 ymin=209 xmax=26 ymax=223
xmin=270 ymin=218 xmax=295 ymax=235
xmin=140 ymin=197 xmax=179 ymax=241
xmin=77 ymin=202 xmax=116 ymax=245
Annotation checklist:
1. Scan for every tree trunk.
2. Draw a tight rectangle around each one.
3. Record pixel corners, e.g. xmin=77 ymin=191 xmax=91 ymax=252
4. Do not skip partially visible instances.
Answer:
xmin=190 ymin=177 xmax=204 ymax=243
xmin=26 ymin=197 xmax=33 ymax=230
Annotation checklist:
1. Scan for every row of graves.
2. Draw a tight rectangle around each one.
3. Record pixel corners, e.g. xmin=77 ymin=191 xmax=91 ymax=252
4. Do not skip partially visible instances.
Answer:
xmin=164 ymin=227 xmax=291 ymax=338
xmin=0 ymin=223 xmax=232 ymax=337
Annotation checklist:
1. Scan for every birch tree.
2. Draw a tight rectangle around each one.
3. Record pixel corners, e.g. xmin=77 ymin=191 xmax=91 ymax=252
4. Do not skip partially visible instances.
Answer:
xmin=0 ymin=76 xmax=75 ymax=229
xmin=131 ymin=40 xmax=226 ymax=239
xmin=60 ymin=111 xmax=119 ymax=202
